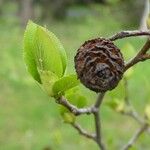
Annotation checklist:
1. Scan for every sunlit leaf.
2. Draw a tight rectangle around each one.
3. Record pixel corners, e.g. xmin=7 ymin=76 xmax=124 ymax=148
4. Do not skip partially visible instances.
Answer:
xmin=23 ymin=21 xmax=67 ymax=84
xmin=35 ymin=24 xmax=64 ymax=77
xmin=23 ymin=21 xmax=41 ymax=83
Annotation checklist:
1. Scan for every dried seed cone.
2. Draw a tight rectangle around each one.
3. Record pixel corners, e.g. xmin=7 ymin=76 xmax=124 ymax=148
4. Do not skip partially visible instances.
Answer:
xmin=74 ymin=38 xmax=125 ymax=92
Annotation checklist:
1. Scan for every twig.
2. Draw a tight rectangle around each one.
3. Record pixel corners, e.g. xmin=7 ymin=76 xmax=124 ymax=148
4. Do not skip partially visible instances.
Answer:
xmin=125 ymin=39 xmax=150 ymax=71
xmin=56 ymin=30 xmax=150 ymax=150
xmin=122 ymin=123 xmax=149 ymax=150
xmin=93 ymin=93 xmax=106 ymax=150
xmin=56 ymin=96 xmax=94 ymax=116
xmin=71 ymin=122 xmax=96 ymax=140
xmin=94 ymin=93 xmax=106 ymax=108
xmin=109 ymin=30 xmax=150 ymax=41
xmin=57 ymin=93 xmax=106 ymax=150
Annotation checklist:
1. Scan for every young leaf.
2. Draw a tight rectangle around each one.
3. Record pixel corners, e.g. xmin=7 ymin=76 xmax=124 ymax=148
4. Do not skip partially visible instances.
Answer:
xmin=52 ymin=74 xmax=80 ymax=96
xmin=23 ymin=21 xmax=67 ymax=84
xmin=35 ymin=27 xmax=64 ymax=77
xmin=23 ymin=21 xmax=41 ymax=83
xmin=44 ymin=28 xmax=67 ymax=75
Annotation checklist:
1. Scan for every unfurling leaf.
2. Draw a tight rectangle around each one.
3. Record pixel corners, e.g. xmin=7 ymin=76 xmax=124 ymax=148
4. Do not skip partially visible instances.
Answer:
xmin=23 ymin=20 xmax=67 ymax=96
xmin=23 ymin=20 xmax=67 ymax=81
xmin=23 ymin=21 xmax=41 ymax=83
xmin=52 ymin=74 xmax=80 ymax=97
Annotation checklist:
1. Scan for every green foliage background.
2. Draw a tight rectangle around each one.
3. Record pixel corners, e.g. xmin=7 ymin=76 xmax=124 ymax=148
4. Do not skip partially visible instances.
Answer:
xmin=0 ymin=3 xmax=150 ymax=150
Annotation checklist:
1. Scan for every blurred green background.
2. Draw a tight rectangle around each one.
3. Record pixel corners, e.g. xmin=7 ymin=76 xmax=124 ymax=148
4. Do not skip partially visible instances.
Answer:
xmin=0 ymin=0 xmax=150 ymax=150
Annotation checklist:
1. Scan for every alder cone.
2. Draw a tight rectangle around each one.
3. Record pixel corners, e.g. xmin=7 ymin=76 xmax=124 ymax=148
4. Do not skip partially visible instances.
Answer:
xmin=74 ymin=38 xmax=125 ymax=92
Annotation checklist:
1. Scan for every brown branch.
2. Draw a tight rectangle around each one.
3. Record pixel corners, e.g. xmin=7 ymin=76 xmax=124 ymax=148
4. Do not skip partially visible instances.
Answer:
xmin=122 ymin=123 xmax=149 ymax=150
xmin=94 ymin=92 xmax=106 ymax=108
xmin=56 ymin=30 xmax=150 ymax=150
xmin=71 ymin=122 xmax=96 ymax=140
xmin=125 ymin=39 xmax=150 ymax=71
xmin=93 ymin=93 xmax=106 ymax=150
xmin=56 ymin=96 xmax=94 ymax=116
xmin=57 ymin=93 xmax=106 ymax=150
xmin=109 ymin=30 xmax=150 ymax=41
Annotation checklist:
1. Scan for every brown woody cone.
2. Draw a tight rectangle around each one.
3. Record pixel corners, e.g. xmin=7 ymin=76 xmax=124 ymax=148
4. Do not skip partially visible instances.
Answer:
xmin=74 ymin=38 xmax=125 ymax=92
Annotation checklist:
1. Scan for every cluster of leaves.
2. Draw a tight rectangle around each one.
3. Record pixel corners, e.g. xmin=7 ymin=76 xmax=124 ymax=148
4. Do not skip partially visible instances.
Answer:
xmin=23 ymin=21 xmax=88 ymax=122
xmin=24 ymin=21 xmax=79 ymax=98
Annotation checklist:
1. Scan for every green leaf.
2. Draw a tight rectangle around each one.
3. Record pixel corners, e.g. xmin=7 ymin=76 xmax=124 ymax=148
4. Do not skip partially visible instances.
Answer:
xmin=35 ymin=26 xmax=66 ymax=77
xmin=23 ymin=21 xmax=67 ymax=83
xmin=52 ymin=74 xmax=80 ymax=96
xmin=23 ymin=20 xmax=41 ymax=83
xmin=45 ymin=29 xmax=67 ymax=75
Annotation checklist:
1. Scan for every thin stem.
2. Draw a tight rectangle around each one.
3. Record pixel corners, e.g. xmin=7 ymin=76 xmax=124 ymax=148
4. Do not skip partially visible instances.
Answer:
xmin=71 ymin=122 xmax=96 ymax=140
xmin=122 ymin=123 xmax=149 ymax=150
xmin=109 ymin=30 xmax=150 ymax=41
xmin=55 ymin=30 xmax=150 ymax=150
xmin=95 ymin=92 xmax=105 ymax=108
xmin=56 ymin=96 xmax=94 ymax=116
xmin=57 ymin=93 xmax=106 ymax=149
xmin=93 ymin=93 xmax=106 ymax=150
xmin=94 ymin=112 xmax=105 ymax=150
